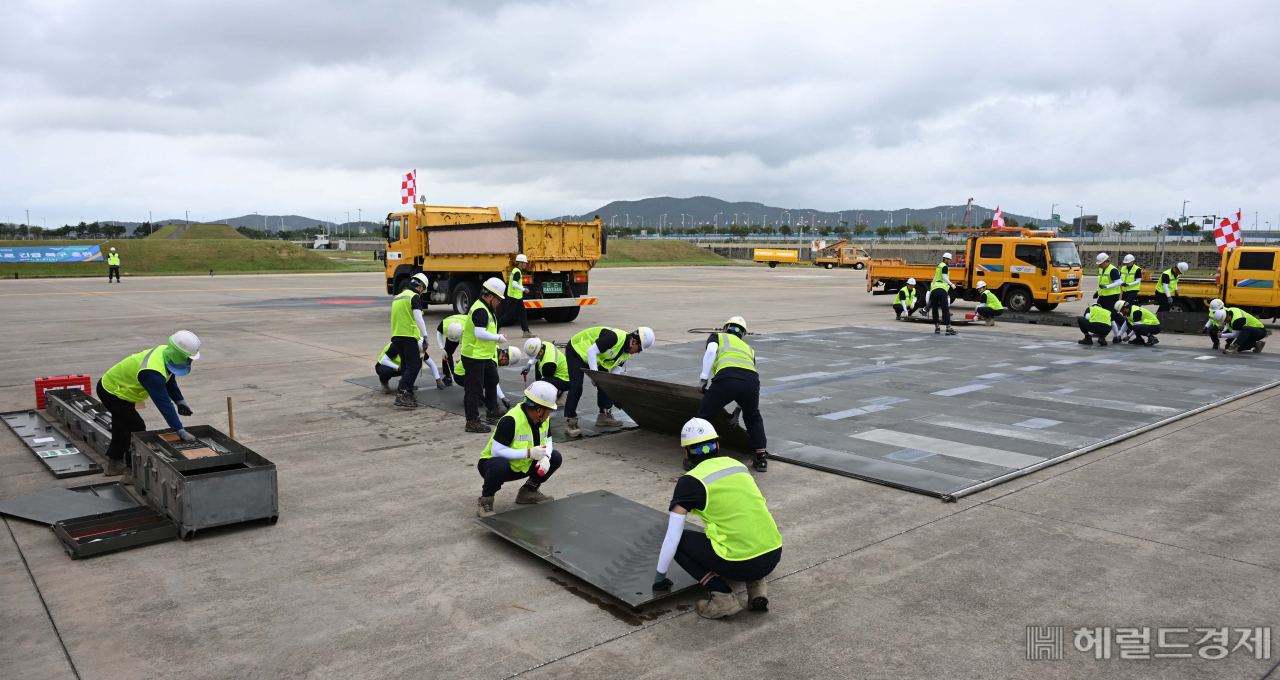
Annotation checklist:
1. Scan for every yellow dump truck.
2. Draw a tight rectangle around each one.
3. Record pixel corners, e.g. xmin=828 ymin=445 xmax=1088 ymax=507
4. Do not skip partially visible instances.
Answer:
xmin=1134 ymin=246 xmax=1280 ymax=318
xmin=380 ymin=204 xmax=602 ymax=323
xmin=753 ymin=248 xmax=799 ymax=267
xmin=812 ymin=240 xmax=871 ymax=269
xmin=866 ymin=229 xmax=1085 ymax=312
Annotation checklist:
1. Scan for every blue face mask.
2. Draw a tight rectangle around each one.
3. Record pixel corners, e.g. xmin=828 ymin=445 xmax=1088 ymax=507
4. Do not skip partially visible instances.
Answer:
xmin=166 ymin=361 xmax=192 ymax=376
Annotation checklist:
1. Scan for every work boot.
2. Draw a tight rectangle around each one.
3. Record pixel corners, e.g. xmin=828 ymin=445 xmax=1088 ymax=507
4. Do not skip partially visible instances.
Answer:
xmin=753 ymin=451 xmax=768 ymax=472
xmin=555 ymin=392 xmax=567 ymax=409
xmin=564 ymin=417 xmax=582 ymax=438
xmin=934 ymin=324 xmax=941 ymax=334
xmin=103 ymin=459 xmax=126 ymax=477
xmin=522 ymin=331 xmax=536 ymax=338
xmin=394 ymin=390 xmax=418 ymax=408
xmin=1077 ymin=337 xmax=1093 ymax=345
xmin=596 ymin=409 xmax=625 ymax=427
xmin=894 ymin=312 xmax=902 ymax=320
xmin=1224 ymin=345 xmax=1240 ymax=355
xmin=985 ymin=318 xmax=995 ymax=327
xmin=1254 ymin=340 xmax=1266 ymax=353
xmin=746 ymin=580 xmax=769 ymax=611
xmin=484 ymin=407 xmax=504 ymax=423
xmin=466 ymin=419 xmax=491 ymax=433
xmin=380 ymin=381 xmax=392 ymax=394
xmin=945 ymin=326 xmax=958 ymax=336
xmin=515 ymin=485 xmax=553 ymax=504
xmin=1147 ymin=336 xmax=1160 ymax=346
xmin=1097 ymin=337 xmax=1108 ymax=346
xmin=1211 ymin=344 xmax=1220 ymax=350
xmin=476 ymin=496 xmax=496 ymax=518
xmin=1129 ymin=337 xmax=1147 ymax=346
xmin=683 ymin=458 xmax=696 ymax=471
xmin=697 ymin=591 xmax=744 ymax=620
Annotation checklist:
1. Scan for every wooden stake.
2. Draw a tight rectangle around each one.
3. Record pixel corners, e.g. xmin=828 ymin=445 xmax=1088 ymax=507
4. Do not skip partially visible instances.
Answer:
xmin=227 ymin=396 xmax=235 ymax=439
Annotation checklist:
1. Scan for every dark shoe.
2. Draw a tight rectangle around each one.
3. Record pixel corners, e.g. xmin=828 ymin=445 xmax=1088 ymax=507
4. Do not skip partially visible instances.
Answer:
xmin=1224 ymin=346 xmax=1240 ymax=355
xmin=1211 ymin=344 xmax=1220 ymax=350
xmin=746 ymin=580 xmax=769 ymax=612
xmin=753 ymin=452 xmax=768 ymax=472
xmin=476 ymin=496 xmax=495 ymax=518
xmin=1129 ymin=337 xmax=1147 ymax=346
xmin=103 ymin=459 xmax=126 ymax=477
xmin=682 ymin=458 xmax=695 ymax=471
xmin=1254 ymin=340 xmax=1266 ymax=353
xmin=484 ymin=407 xmax=503 ymax=423
xmin=394 ymin=390 xmax=418 ymax=408
xmin=596 ymin=409 xmax=625 ymax=428
xmin=380 ymin=381 xmax=392 ymax=394
xmin=1146 ymin=336 xmax=1159 ymax=346
xmin=945 ymin=327 xmax=958 ymax=336
xmin=934 ymin=325 xmax=941 ymax=334
xmin=465 ymin=419 xmax=491 ymax=433
xmin=440 ymin=369 xmax=453 ymax=387
xmin=1097 ymin=337 xmax=1108 ymax=346
xmin=515 ymin=485 xmax=553 ymax=504
xmin=1078 ymin=337 xmax=1093 ymax=345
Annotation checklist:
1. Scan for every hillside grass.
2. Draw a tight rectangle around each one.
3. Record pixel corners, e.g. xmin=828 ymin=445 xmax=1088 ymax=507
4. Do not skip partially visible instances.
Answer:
xmin=598 ymin=240 xmax=737 ymax=267
xmin=0 ymin=239 xmax=367 ymax=278
xmin=179 ymin=224 xmax=248 ymax=239
xmin=145 ymin=224 xmax=182 ymax=239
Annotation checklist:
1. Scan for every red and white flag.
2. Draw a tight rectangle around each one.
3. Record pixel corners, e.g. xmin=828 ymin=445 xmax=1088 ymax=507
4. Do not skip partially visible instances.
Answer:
xmin=400 ymin=170 xmax=417 ymax=205
xmin=992 ymin=206 xmax=1005 ymax=229
xmin=1215 ymin=210 xmax=1242 ymax=252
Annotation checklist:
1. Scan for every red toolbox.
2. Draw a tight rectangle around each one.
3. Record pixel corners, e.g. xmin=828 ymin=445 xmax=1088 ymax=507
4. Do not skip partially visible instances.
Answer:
xmin=35 ymin=375 xmax=93 ymax=409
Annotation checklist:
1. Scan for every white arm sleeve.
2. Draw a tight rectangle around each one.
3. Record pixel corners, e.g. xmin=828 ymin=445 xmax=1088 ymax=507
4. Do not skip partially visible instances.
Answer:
xmin=490 ymin=440 xmax=527 ymax=460
xmin=1222 ymin=329 xmax=1240 ymax=339
xmin=378 ymin=356 xmax=400 ymax=369
xmin=1103 ymin=280 xmax=1123 ymax=289
xmin=609 ymin=364 xmax=625 ymax=375
xmin=496 ymin=384 xmax=506 ymax=400
xmin=655 ymin=511 xmax=686 ymax=575
xmin=424 ymin=357 xmax=440 ymax=380
xmin=1162 ymin=281 xmax=1171 ymax=297
xmin=699 ymin=341 xmax=717 ymax=380
xmin=474 ymin=328 xmax=502 ymax=342
xmin=942 ymin=273 xmax=954 ymax=287
xmin=412 ymin=310 xmax=430 ymax=339
xmin=586 ymin=343 xmax=601 ymax=371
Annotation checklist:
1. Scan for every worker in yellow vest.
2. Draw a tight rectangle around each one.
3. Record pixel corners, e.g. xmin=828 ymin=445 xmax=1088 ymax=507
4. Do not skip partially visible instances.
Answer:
xmin=1200 ymin=299 xmax=1228 ymax=350
xmin=1077 ymin=303 xmax=1114 ymax=346
xmin=375 ymin=342 xmax=440 ymax=393
xmin=521 ymin=337 xmax=570 ymax=407
xmin=389 ymin=273 xmax=432 ymax=408
xmin=893 ymin=278 xmax=919 ymax=320
xmin=107 ymin=247 xmax=121 ymax=283
xmin=652 ymin=418 xmax=783 ymax=619
xmin=1217 ymin=307 xmax=1269 ymax=354
xmin=475 ymin=381 xmax=561 ymax=517
xmin=1118 ymin=300 xmax=1161 ymax=346
xmin=929 ymin=253 xmax=957 ymax=335
xmin=564 ymin=325 xmax=655 ymax=437
xmin=973 ymin=281 xmax=1004 ymax=326
xmin=1156 ymin=262 xmax=1189 ymax=312
xmin=1094 ymin=253 xmax=1123 ymax=313
xmin=497 ymin=254 xmax=533 ymax=337
xmin=1120 ymin=254 xmax=1142 ymax=304
xmin=96 ymin=331 xmax=202 ymax=477
xmin=462 ymin=277 xmax=512 ymax=432
xmin=696 ymin=317 xmax=767 ymax=472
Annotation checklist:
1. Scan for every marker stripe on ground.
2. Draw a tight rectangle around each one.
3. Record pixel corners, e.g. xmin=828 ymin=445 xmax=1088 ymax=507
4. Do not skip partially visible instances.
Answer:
xmin=851 ymin=429 xmax=1045 ymax=468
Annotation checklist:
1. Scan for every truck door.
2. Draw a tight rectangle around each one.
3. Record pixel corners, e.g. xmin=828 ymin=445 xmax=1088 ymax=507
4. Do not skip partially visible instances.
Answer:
xmin=974 ymin=241 xmax=1006 ymax=291
xmin=1225 ymin=248 xmax=1277 ymax=306
xmin=843 ymin=247 xmax=856 ymax=264
xmin=385 ymin=217 xmax=405 ymax=262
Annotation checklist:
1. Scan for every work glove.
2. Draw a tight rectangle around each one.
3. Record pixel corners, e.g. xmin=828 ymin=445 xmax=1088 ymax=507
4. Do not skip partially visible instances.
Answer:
xmin=528 ymin=443 xmax=550 ymax=461
xmin=177 ymin=429 xmax=196 ymax=442
xmin=699 ymin=379 xmax=709 ymax=394
xmin=536 ymin=451 xmax=552 ymax=475
xmin=653 ymin=572 xmax=673 ymax=590
xmin=501 ymin=398 xmax=513 ymax=410
xmin=1092 ymin=292 xmax=1098 ymax=300
xmin=521 ymin=366 xmax=530 ymax=379
xmin=498 ymin=334 xmax=508 ymax=343
xmin=176 ymin=402 xmax=193 ymax=416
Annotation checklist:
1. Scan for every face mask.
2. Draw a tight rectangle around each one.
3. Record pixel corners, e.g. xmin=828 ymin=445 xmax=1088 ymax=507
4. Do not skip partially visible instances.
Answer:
xmin=166 ymin=361 xmax=192 ymax=376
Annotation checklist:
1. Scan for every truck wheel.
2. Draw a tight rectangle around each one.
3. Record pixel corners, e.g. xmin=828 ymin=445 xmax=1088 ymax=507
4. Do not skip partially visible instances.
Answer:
xmin=853 ymin=263 xmax=865 ymax=270
xmin=452 ymin=281 xmax=479 ymax=315
xmin=824 ymin=263 xmax=834 ymax=270
xmin=1168 ymin=299 xmax=1189 ymax=313
xmin=768 ymin=262 xmax=777 ymax=268
xmin=393 ymin=276 xmax=409 ymax=294
xmin=1033 ymin=302 xmax=1059 ymax=312
xmin=1005 ymin=288 xmax=1033 ymax=313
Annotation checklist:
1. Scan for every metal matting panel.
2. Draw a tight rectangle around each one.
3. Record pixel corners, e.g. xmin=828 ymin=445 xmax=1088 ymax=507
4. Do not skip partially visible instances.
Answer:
xmin=69 ymin=482 xmax=140 ymax=506
xmin=585 ymin=370 xmax=754 ymax=453
xmin=45 ymin=388 xmax=114 ymax=456
xmin=0 ymin=409 xmax=102 ymax=478
xmin=0 ymin=488 xmax=138 ymax=525
xmin=474 ymin=490 xmax=700 ymax=607
xmin=585 ymin=325 xmax=1280 ymax=498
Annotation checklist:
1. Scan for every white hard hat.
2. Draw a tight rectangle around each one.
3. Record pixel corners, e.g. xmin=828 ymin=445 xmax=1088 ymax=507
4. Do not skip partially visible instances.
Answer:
xmin=524 ymin=381 xmax=557 ymax=408
xmin=906 ymin=278 xmax=916 ymax=285
xmin=942 ymin=252 xmax=953 ymax=260
xmin=482 ymin=277 xmax=506 ymax=298
xmin=1177 ymin=262 xmax=1188 ymax=273
xmin=169 ymin=330 xmax=201 ymax=361
xmin=726 ymin=316 xmax=748 ymax=333
xmin=1209 ymin=298 xmax=1224 ymax=311
xmin=680 ymin=417 xmax=718 ymax=447
xmin=524 ymin=337 xmax=542 ymax=357
xmin=1114 ymin=300 xmax=1127 ymax=312
xmin=636 ymin=326 xmax=655 ymax=351
xmin=1122 ymin=254 xmax=1135 ymax=264
xmin=976 ymin=281 xmax=987 ymax=289
xmin=410 ymin=273 xmax=429 ymax=288
xmin=446 ymin=321 xmax=464 ymax=343
xmin=505 ymin=346 xmax=523 ymax=364
xmin=1213 ymin=309 xmax=1227 ymax=323
xmin=110 ymin=247 xmax=116 ymax=251
xmin=515 ymin=254 xmax=528 ymax=263
xmin=1096 ymin=253 xmax=1109 ymax=265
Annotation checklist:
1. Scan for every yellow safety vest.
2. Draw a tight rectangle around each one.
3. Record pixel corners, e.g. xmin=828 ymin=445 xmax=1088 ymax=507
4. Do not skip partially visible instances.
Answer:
xmin=1227 ymin=307 xmax=1264 ymax=329
xmin=1161 ymin=269 xmax=1179 ymax=296
xmin=570 ymin=327 xmax=630 ymax=370
xmin=930 ymin=262 xmax=951 ymax=291
xmin=480 ymin=404 xmax=547 ymax=474
xmin=108 ymin=253 xmax=120 ymax=266
xmin=390 ymin=289 xmax=421 ymax=339
xmin=461 ymin=299 xmax=497 ymax=360
xmin=686 ymin=457 xmax=782 ymax=561
xmin=1120 ymin=264 xmax=1141 ymax=292
xmin=980 ymin=290 xmax=1003 ymax=311
xmin=539 ymin=344 xmax=569 ymax=382
xmin=101 ymin=345 xmax=171 ymax=403
xmin=508 ymin=267 xmax=524 ymax=300
xmin=1098 ymin=264 xmax=1120 ymax=299
xmin=711 ymin=333 xmax=756 ymax=376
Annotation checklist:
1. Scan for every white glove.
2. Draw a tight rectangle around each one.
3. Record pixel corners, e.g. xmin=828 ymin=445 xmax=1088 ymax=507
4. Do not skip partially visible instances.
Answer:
xmin=499 ymin=334 xmax=508 ymax=343
xmin=528 ymin=443 xmax=550 ymax=461
xmin=536 ymin=451 xmax=552 ymax=475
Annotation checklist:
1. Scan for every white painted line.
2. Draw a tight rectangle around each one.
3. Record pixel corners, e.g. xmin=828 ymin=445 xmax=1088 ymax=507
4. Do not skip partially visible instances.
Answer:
xmin=861 ymin=396 xmax=908 ymax=405
xmin=1092 ymin=358 xmax=1127 ymax=364
xmin=989 ymin=363 xmax=1011 ymax=368
xmin=932 ymin=384 xmax=993 ymax=396
xmin=1051 ymin=359 xmax=1082 ymax=365
xmin=976 ymin=373 xmax=1010 ymax=379
xmin=826 ymin=362 xmax=851 ymax=367
xmin=1019 ymin=392 xmax=1180 ymax=415
xmin=772 ymin=372 xmax=832 ymax=382
xmin=1194 ymin=356 xmax=1215 ymax=361
xmin=868 ymin=355 xmax=897 ymax=360
xmin=927 ymin=418 xmax=1095 ymax=448
xmin=1052 ymin=388 xmax=1077 ymax=394
xmin=1018 ymin=366 xmax=1046 ymax=372
xmin=817 ymin=403 xmax=893 ymax=420
xmin=795 ymin=396 xmax=831 ymax=404
xmin=1020 ymin=345 xmax=1045 ymax=349
xmin=851 ymin=429 xmax=1045 ymax=469
xmin=903 ymin=338 xmax=926 ymax=342
xmin=1014 ymin=418 xmax=1061 ymax=429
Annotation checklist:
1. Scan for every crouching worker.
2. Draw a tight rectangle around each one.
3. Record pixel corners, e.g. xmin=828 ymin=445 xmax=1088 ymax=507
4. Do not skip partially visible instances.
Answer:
xmin=475 ymin=381 xmax=562 ymax=517
xmin=652 ymin=418 xmax=783 ymax=620
xmin=1218 ymin=307 xmax=1268 ymax=354
xmin=521 ymin=337 xmax=570 ymax=408
xmin=375 ymin=342 xmax=441 ymax=393
xmin=973 ymin=280 xmax=1003 ymax=326
xmin=1120 ymin=301 xmax=1161 ymax=346
xmin=1077 ymin=304 xmax=1113 ymax=346
xmin=435 ymin=314 xmax=466 ymax=387
xmin=892 ymin=278 xmax=919 ymax=320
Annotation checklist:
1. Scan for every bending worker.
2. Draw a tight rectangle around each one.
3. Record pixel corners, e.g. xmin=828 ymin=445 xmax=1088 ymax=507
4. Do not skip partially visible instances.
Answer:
xmin=973 ymin=281 xmax=1003 ymax=326
xmin=389 ymin=273 xmax=433 ymax=408
xmin=475 ymin=381 xmax=562 ymax=518
xmin=436 ymin=314 xmax=466 ymax=387
xmin=1095 ymin=252 xmax=1123 ymax=313
xmin=461 ymin=277 xmax=514 ymax=432
xmin=376 ymin=342 xmax=440 ymax=393
xmin=1218 ymin=307 xmax=1268 ymax=354
xmin=1077 ymin=303 xmax=1113 ymax=346
xmin=1120 ymin=254 xmax=1143 ymax=303
xmin=1201 ymin=299 xmax=1227 ymax=350
xmin=97 ymin=331 xmax=202 ymax=477
xmin=498 ymin=254 xmax=534 ymax=338
xmin=107 ymin=247 xmax=121 ymax=283
xmin=1118 ymin=300 xmax=1160 ymax=346
xmin=522 ymin=338 xmax=570 ymax=407
xmin=652 ymin=418 xmax=783 ymax=620
xmin=929 ymin=252 xmax=957 ymax=335
xmin=696 ymin=317 xmax=767 ymax=473
xmin=563 ymin=325 xmax=655 ymax=438
xmin=893 ymin=278 xmax=919 ymax=320
xmin=1157 ymin=262 xmax=1189 ymax=312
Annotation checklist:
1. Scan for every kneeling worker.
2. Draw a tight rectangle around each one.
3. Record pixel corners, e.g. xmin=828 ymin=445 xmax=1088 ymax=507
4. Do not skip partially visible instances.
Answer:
xmin=376 ymin=343 xmax=441 ymax=393
xmin=1218 ymin=307 xmax=1268 ymax=354
xmin=1119 ymin=300 xmax=1161 ymax=346
xmin=893 ymin=279 xmax=919 ymax=320
xmin=652 ymin=418 xmax=783 ymax=619
xmin=696 ymin=316 xmax=767 ymax=472
xmin=475 ymin=381 xmax=561 ymax=517
xmin=1077 ymin=303 xmax=1113 ymax=346
xmin=974 ymin=281 xmax=1003 ymax=326
xmin=436 ymin=314 xmax=466 ymax=386
xmin=564 ymin=326 xmax=655 ymax=438
xmin=1201 ymin=299 xmax=1227 ymax=350
xmin=522 ymin=338 xmax=570 ymax=407
xmin=97 ymin=331 xmax=202 ymax=477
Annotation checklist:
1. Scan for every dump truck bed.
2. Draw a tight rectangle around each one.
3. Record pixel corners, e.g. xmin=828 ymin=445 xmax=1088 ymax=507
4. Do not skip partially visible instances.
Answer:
xmin=867 ymin=261 xmax=967 ymax=292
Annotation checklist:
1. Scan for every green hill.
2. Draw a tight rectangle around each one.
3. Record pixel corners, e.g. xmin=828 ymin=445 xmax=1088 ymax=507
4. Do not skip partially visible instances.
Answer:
xmin=179 ymin=224 xmax=248 ymax=239
xmin=1 ymin=239 xmax=365 ymax=278
xmin=145 ymin=224 xmax=182 ymax=239
xmin=598 ymin=239 xmax=734 ymax=266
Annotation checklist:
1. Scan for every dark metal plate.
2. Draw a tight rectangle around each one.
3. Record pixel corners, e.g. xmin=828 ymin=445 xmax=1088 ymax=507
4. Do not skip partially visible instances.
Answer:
xmin=0 ymin=410 xmax=102 ymax=478
xmin=0 ymin=488 xmax=138 ymax=525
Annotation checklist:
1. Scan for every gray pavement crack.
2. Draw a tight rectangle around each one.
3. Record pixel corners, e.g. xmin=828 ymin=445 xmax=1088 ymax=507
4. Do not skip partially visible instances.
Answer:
xmin=4 ymin=517 xmax=81 ymax=680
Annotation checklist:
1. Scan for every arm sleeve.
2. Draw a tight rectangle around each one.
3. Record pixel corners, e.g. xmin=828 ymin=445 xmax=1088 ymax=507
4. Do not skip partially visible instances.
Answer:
xmin=609 ymin=364 xmax=625 ymax=375
xmin=487 ymin=417 xmax=525 ymax=459
xmin=655 ymin=512 xmax=686 ymax=575
xmin=1103 ymin=270 xmax=1123 ymax=289
xmin=586 ymin=343 xmax=601 ymax=371
xmin=379 ymin=355 xmax=400 ymax=369
xmin=139 ymin=370 xmax=183 ymax=431
xmin=412 ymin=310 xmax=430 ymax=341
xmin=496 ymin=384 xmax=506 ymax=400
xmin=490 ymin=441 xmax=527 ymax=460
xmin=700 ymin=341 xmax=717 ymax=380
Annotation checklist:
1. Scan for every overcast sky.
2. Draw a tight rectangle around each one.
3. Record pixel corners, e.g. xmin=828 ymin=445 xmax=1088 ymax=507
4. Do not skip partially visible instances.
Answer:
xmin=3 ymin=0 xmax=1278 ymax=228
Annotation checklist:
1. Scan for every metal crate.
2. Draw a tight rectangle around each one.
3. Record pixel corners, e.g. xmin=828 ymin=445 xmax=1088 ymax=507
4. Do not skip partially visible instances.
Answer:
xmin=131 ymin=425 xmax=278 ymax=540
xmin=44 ymin=387 xmax=114 ymax=456
xmin=54 ymin=506 xmax=178 ymax=559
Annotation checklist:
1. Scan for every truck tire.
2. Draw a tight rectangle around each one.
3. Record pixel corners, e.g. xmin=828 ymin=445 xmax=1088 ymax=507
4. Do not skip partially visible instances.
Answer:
xmin=853 ymin=262 xmax=865 ymax=270
xmin=1168 ymin=298 xmax=1190 ymax=313
xmin=1004 ymin=287 xmax=1033 ymax=313
xmin=544 ymin=306 xmax=581 ymax=323
xmin=824 ymin=262 xmax=834 ymax=270
xmin=452 ymin=281 xmax=479 ymax=315
xmin=1033 ymin=302 xmax=1059 ymax=312
xmin=768 ymin=262 xmax=777 ymax=268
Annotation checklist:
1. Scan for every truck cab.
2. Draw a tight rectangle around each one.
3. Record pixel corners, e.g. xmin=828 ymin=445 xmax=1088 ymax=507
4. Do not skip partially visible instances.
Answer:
xmin=813 ymin=240 xmax=872 ymax=269
xmin=959 ymin=232 xmax=1083 ymax=312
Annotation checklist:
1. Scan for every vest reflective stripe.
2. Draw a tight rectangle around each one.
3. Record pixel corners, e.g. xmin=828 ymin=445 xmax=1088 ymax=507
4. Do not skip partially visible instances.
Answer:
xmin=1087 ymin=306 xmax=1111 ymax=324
xmin=378 ymin=343 xmax=402 ymax=367
xmin=461 ymin=299 xmax=497 ymax=360
xmin=1161 ymin=269 xmax=1179 ymax=296
xmin=1227 ymin=307 xmax=1264 ymax=329
xmin=101 ymin=345 xmax=171 ymax=403
xmin=930 ymin=262 xmax=950 ymax=291
xmin=1097 ymin=264 xmax=1120 ymax=298
xmin=980 ymin=290 xmax=1003 ymax=311
xmin=539 ymin=344 xmax=570 ymax=382
xmin=687 ymin=457 xmax=782 ymax=561
xmin=1128 ymin=307 xmax=1158 ymax=326
xmin=712 ymin=333 xmax=756 ymax=376
xmin=570 ymin=327 xmax=630 ymax=369
xmin=1120 ymin=264 xmax=1141 ymax=292
xmin=108 ymin=253 xmax=120 ymax=265
xmin=895 ymin=287 xmax=916 ymax=306
xmin=390 ymin=289 xmax=421 ymax=339
xmin=508 ymin=267 xmax=524 ymax=300
xmin=480 ymin=404 xmax=547 ymax=474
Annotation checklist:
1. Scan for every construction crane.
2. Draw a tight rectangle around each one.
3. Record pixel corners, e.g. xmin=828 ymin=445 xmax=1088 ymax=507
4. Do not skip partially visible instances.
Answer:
xmin=962 ymin=198 xmax=974 ymax=229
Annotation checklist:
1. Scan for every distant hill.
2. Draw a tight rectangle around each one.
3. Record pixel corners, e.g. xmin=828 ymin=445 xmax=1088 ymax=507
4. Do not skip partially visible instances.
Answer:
xmin=108 ymin=216 xmax=382 ymax=236
xmin=552 ymin=196 xmax=1053 ymax=230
